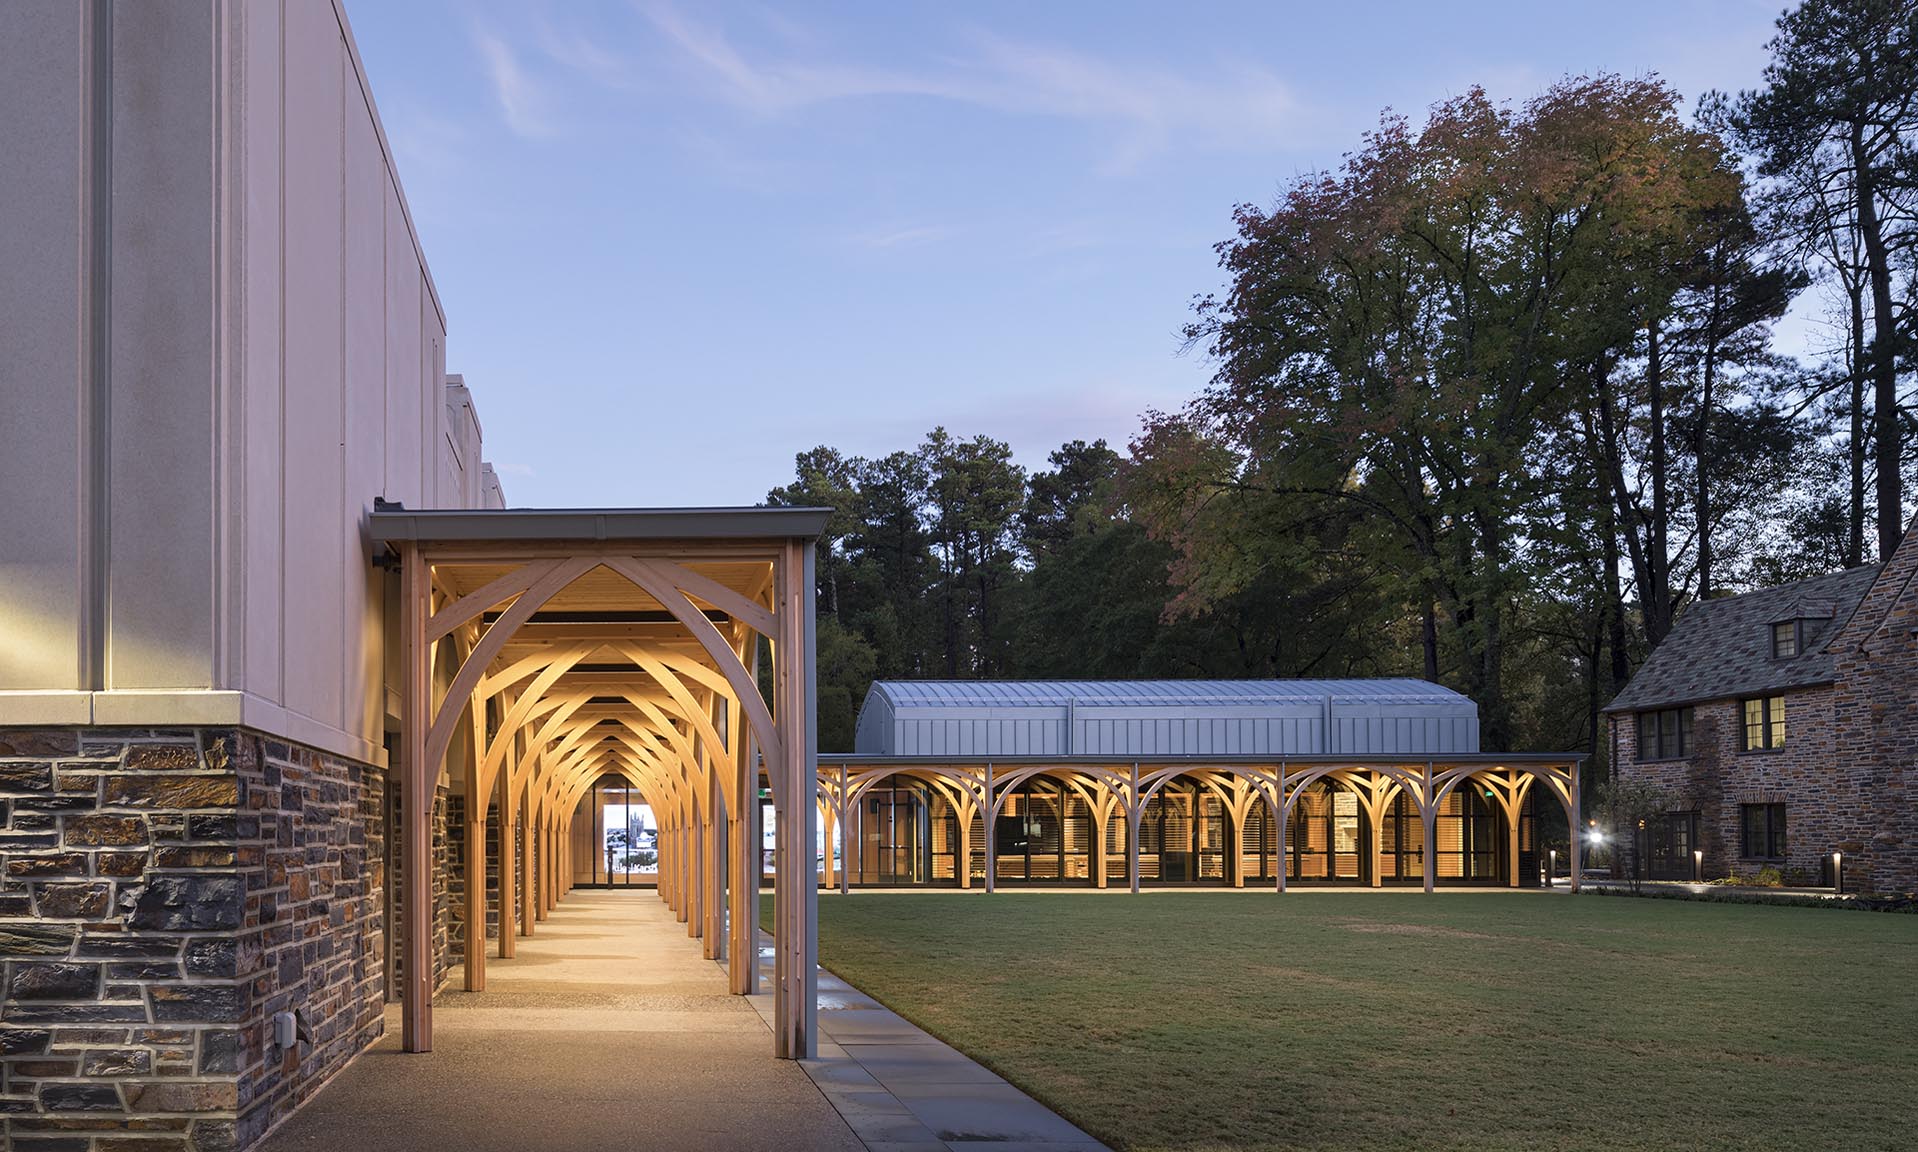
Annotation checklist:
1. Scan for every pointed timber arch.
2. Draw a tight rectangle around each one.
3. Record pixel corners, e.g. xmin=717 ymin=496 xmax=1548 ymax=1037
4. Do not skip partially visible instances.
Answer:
xmin=375 ymin=504 xmax=827 ymax=1062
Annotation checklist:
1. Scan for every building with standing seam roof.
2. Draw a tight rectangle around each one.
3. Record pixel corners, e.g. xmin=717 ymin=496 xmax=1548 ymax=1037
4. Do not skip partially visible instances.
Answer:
xmin=820 ymin=679 xmax=1581 ymax=893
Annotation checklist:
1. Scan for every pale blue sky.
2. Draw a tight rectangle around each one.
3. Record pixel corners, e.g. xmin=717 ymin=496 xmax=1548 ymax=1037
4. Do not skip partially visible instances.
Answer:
xmin=346 ymin=1 xmax=1790 ymax=508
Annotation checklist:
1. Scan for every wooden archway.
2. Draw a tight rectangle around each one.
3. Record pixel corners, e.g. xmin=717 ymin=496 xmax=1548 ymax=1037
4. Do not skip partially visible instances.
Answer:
xmin=378 ymin=507 xmax=825 ymax=1061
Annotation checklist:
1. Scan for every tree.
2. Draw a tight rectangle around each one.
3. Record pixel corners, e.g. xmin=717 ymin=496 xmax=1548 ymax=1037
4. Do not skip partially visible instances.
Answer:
xmin=1022 ymin=439 xmax=1123 ymax=557
xmin=922 ymin=429 xmax=1026 ymax=677
xmin=1172 ymin=77 xmax=1736 ymax=747
xmin=767 ymin=447 xmax=863 ymax=616
xmin=1594 ymin=774 xmax=1678 ymax=891
xmin=1714 ymin=0 xmax=1918 ymax=559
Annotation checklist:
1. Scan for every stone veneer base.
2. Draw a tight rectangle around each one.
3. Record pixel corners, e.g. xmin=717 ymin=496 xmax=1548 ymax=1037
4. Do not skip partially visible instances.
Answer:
xmin=0 ymin=727 xmax=391 ymax=1152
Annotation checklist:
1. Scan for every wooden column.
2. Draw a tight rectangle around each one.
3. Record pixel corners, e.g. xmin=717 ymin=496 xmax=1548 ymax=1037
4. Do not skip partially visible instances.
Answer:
xmin=463 ymin=702 xmax=487 ymax=992
xmin=520 ymin=779 xmax=537 ymax=934
xmin=1507 ymin=781 xmax=1523 ymax=889
xmin=839 ymin=764 xmax=852 ymax=895
xmin=954 ymin=802 xmax=971 ymax=890
xmin=1127 ymin=763 xmax=1143 ymax=894
xmin=1274 ymin=782 xmax=1288 ymax=893
xmin=772 ymin=540 xmax=818 ymax=1059
xmin=704 ymin=749 xmax=726 ymax=961
xmin=400 ymin=543 xmax=433 ymax=1053
xmin=497 ymin=755 xmax=516 ymax=958
xmin=1568 ymin=762 xmax=1583 ymax=894
xmin=1127 ymin=808 xmax=1143 ymax=894
xmin=1421 ymin=762 xmax=1438 ymax=894
xmin=820 ymin=803 xmax=836 ymax=891
xmin=728 ymin=728 xmax=757 ymax=995
xmin=983 ymin=763 xmax=995 ymax=894
xmin=688 ymin=803 xmax=703 ymax=937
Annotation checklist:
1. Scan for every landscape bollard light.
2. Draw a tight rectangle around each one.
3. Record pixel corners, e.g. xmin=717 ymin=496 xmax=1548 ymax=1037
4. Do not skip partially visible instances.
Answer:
xmin=1548 ymin=849 xmax=1557 ymax=888
xmin=1693 ymin=849 xmax=1703 ymax=883
xmin=1833 ymin=851 xmax=1844 ymax=896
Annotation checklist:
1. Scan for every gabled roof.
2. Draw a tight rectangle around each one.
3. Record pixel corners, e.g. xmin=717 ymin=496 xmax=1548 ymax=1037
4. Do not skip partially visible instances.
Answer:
xmin=867 ymin=678 xmax=1470 ymax=709
xmin=1604 ymin=565 xmax=1883 ymax=714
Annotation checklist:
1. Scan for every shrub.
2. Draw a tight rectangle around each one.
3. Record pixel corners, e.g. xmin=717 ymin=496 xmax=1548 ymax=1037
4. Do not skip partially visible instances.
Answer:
xmin=1755 ymin=866 xmax=1785 ymax=888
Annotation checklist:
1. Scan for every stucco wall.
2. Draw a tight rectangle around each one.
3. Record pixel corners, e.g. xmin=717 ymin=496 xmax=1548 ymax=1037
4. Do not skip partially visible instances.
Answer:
xmin=0 ymin=1 xmax=500 ymax=765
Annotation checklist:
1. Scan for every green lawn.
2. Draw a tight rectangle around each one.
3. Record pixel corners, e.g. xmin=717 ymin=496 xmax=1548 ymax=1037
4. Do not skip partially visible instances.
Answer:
xmin=805 ymin=891 xmax=1917 ymax=1152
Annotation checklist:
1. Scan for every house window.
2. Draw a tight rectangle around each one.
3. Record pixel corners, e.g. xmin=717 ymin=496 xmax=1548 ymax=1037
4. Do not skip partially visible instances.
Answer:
xmin=1740 ymin=803 xmax=1786 ymax=859
xmin=1771 ymin=620 xmax=1799 ymax=659
xmin=1741 ymin=696 xmax=1786 ymax=751
xmin=1636 ymin=707 xmax=1693 ymax=760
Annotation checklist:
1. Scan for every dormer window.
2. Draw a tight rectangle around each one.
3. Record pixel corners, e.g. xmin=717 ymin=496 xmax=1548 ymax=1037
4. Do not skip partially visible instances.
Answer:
xmin=1771 ymin=620 xmax=1800 ymax=659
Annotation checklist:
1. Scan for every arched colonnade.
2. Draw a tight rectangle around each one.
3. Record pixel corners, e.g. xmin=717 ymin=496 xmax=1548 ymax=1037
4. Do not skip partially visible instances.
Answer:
xmin=374 ymin=506 xmax=826 ymax=1060
xmin=815 ymin=757 xmax=1582 ymax=893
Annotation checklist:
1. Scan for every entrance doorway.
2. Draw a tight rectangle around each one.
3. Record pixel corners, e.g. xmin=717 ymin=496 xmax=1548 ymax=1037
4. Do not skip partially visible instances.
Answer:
xmin=574 ymin=773 xmax=657 ymax=888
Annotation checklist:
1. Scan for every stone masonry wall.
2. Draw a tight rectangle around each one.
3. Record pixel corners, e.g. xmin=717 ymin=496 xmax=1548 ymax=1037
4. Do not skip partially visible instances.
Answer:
xmin=384 ymin=781 xmax=451 ymax=1002
xmin=0 ymin=727 xmax=385 ymax=1152
xmin=1614 ymin=521 xmax=1918 ymax=894
xmin=1613 ymin=688 xmax=1853 ymax=884
xmin=444 ymin=796 xmax=501 ymax=976
xmin=232 ymin=737 xmax=385 ymax=1148
xmin=1830 ymin=521 xmax=1918 ymax=893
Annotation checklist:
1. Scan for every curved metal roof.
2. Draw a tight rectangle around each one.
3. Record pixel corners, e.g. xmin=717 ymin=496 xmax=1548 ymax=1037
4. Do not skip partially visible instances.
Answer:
xmin=868 ymin=678 xmax=1470 ymax=708
xmin=854 ymin=678 xmax=1479 ymax=757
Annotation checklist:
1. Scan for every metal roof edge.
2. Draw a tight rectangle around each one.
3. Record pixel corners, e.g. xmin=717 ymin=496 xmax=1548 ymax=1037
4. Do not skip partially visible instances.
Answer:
xmin=817 ymin=752 xmax=1584 ymax=765
xmin=368 ymin=505 xmax=833 ymax=543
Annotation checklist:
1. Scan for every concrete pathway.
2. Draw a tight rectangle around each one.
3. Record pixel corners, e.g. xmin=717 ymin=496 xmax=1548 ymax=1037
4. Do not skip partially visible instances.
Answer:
xmin=751 ymin=934 xmax=1111 ymax=1152
xmin=258 ymin=891 xmax=862 ymax=1152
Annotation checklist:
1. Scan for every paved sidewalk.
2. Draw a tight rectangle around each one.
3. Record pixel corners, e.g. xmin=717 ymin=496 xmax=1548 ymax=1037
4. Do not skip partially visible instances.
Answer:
xmin=258 ymin=891 xmax=862 ymax=1152
xmin=750 ymin=934 xmax=1111 ymax=1152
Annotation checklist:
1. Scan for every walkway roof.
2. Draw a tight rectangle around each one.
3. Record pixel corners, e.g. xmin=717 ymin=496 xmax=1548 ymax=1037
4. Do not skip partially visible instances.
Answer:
xmin=369 ymin=504 xmax=832 ymax=544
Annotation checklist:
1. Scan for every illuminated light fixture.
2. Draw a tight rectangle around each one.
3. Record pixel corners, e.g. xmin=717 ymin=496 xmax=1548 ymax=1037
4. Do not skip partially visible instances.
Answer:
xmin=1693 ymin=848 xmax=1703 ymax=883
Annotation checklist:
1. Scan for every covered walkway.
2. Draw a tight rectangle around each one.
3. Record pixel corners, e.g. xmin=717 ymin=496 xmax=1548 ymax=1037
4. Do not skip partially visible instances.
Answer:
xmin=256 ymin=891 xmax=863 ymax=1152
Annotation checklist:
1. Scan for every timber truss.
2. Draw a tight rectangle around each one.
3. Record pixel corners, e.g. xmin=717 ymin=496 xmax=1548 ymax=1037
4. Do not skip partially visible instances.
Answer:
xmin=816 ymin=755 xmax=1583 ymax=892
xmin=372 ymin=507 xmax=826 ymax=1059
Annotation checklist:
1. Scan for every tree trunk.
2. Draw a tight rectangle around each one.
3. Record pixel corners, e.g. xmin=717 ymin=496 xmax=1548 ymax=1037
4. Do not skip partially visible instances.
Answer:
xmin=1854 ymin=126 xmax=1904 ymax=560
xmin=1695 ymin=282 xmax=1721 ymax=597
xmin=1646 ymin=315 xmax=1673 ymax=640
xmin=1848 ymin=276 xmax=1869 ymax=569
xmin=1600 ymin=485 xmax=1632 ymax=699
xmin=1421 ymin=600 xmax=1439 ymax=681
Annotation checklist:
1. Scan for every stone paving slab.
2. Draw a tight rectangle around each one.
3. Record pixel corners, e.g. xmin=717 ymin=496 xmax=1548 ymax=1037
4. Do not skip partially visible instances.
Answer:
xmin=257 ymin=893 xmax=863 ymax=1152
xmin=749 ymin=933 xmax=1112 ymax=1152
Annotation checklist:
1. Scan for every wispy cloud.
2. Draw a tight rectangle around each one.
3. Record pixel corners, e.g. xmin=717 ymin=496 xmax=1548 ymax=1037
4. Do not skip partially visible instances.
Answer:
xmin=849 ymin=224 xmax=945 ymax=250
xmin=474 ymin=28 xmax=554 ymax=138
xmin=628 ymin=3 xmax=1312 ymax=168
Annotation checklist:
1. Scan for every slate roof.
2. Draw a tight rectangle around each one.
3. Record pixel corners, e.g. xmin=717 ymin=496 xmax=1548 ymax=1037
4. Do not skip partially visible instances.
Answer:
xmin=1604 ymin=564 xmax=1883 ymax=714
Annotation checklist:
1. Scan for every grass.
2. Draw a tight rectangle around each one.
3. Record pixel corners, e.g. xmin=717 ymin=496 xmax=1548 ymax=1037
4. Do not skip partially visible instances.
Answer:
xmin=802 ymin=891 xmax=1918 ymax=1152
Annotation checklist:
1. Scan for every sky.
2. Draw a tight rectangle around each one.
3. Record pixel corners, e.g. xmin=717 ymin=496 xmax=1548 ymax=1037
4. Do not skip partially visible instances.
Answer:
xmin=345 ymin=0 xmax=1791 ymax=509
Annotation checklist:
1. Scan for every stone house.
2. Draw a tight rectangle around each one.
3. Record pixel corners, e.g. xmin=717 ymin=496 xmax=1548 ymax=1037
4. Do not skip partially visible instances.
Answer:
xmin=1605 ymin=517 xmax=1918 ymax=893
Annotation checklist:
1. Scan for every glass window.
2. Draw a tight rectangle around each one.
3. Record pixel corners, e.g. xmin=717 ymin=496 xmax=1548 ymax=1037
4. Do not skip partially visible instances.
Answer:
xmin=1740 ymin=803 xmax=1786 ymax=858
xmin=1742 ymin=696 xmax=1786 ymax=751
xmin=1772 ymin=620 xmax=1799 ymax=658
xmin=1636 ymin=707 xmax=1693 ymax=760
